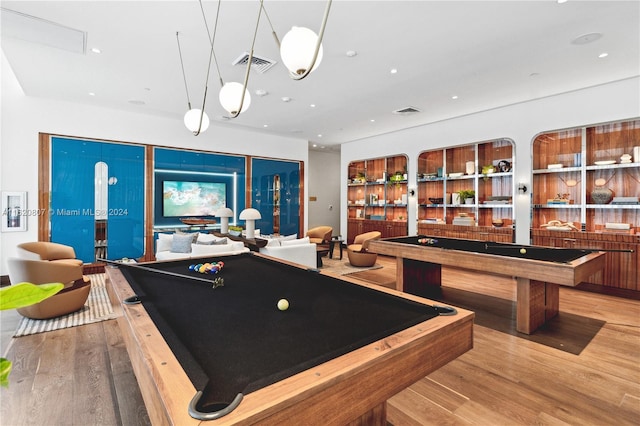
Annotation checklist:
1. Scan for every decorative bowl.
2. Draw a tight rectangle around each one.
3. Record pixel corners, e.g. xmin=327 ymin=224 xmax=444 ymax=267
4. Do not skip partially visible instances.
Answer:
xmin=428 ymin=197 xmax=443 ymax=204
xmin=492 ymin=219 xmax=504 ymax=227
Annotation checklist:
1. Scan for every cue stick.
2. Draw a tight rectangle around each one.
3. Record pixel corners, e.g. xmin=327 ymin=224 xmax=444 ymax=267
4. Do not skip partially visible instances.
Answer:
xmin=482 ymin=245 xmax=634 ymax=253
xmin=98 ymin=258 xmax=223 ymax=285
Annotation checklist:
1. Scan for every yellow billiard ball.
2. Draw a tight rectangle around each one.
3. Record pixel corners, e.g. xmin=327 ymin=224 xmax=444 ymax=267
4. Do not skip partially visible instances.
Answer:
xmin=520 ymin=248 xmax=527 ymax=254
xmin=277 ymin=299 xmax=289 ymax=311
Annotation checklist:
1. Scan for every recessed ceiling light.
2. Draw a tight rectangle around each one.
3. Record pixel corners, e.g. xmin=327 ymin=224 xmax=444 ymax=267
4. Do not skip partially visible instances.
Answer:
xmin=571 ymin=32 xmax=602 ymax=45
xmin=557 ymin=0 xmax=568 ymax=4
xmin=255 ymin=89 xmax=268 ymax=97
xmin=263 ymin=124 xmax=269 ymax=128
xmin=451 ymin=95 xmax=458 ymax=100
xmin=390 ymin=68 xmax=398 ymax=74
xmin=346 ymin=50 xmax=357 ymax=57
xmin=312 ymin=143 xmax=318 ymax=147
xmin=317 ymin=134 xmax=323 ymax=138
xmin=370 ymin=119 xmax=376 ymax=122
xmin=310 ymin=104 xmax=316 ymax=108
xmin=91 ymin=47 xmax=101 ymax=54
xmin=598 ymin=52 xmax=609 ymax=58
xmin=88 ymin=92 xmax=95 ymax=96
xmin=281 ymin=96 xmax=291 ymax=102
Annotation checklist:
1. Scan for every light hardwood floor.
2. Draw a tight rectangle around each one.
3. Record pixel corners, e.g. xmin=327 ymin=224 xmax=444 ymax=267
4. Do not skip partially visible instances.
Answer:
xmin=1 ymin=256 xmax=638 ymax=425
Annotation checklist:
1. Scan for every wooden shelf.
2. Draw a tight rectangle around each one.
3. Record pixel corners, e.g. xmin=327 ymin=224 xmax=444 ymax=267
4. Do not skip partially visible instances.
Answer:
xmin=417 ymin=139 xmax=514 ymax=234
xmin=347 ymin=155 xmax=409 ymax=237
xmin=532 ymin=118 xmax=640 ymax=290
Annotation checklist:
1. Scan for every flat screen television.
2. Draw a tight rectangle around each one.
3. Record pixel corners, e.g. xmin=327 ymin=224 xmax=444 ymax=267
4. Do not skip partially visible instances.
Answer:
xmin=162 ymin=180 xmax=226 ymax=217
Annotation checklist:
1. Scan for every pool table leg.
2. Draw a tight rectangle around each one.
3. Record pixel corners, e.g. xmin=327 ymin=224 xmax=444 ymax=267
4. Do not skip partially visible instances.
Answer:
xmin=516 ymin=278 xmax=560 ymax=334
xmin=398 ymin=258 xmax=442 ymax=297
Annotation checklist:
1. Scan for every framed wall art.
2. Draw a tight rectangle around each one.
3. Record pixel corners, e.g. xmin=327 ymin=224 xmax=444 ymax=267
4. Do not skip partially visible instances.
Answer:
xmin=2 ymin=191 xmax=27 ymax=232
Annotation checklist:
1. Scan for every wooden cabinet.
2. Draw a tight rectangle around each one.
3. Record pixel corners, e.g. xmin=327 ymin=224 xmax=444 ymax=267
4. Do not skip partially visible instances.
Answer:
xmin=417 ymin=139 xmax=514 ymax=241
xmin=347 ymin=218 xmax=408 ymax=244
xmin=532 ymin=118 xmax=640 ymax=290
xmin=417 ymin=223 xmax=513 ymax=242
xmin=347 ymin=155 xmax=408 ymax=243
xmin=531 ymin=229 xmax=639 ymax=290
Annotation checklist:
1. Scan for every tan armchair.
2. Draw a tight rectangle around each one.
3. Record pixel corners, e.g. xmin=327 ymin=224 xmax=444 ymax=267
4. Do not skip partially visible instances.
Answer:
xmin=7 ymin=257 xmax=90 ymax=319
xmin=17 ymin=242 xmax=83 ymax=266
xmin=347 ymin=231 xmax=382 ymax=267
xmin=306 ymin=226 xmax=333 ymax=245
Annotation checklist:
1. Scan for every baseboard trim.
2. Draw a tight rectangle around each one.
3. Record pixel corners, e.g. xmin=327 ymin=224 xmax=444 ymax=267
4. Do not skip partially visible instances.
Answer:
xmin=574 ymin=282 xmax=640 ymax=300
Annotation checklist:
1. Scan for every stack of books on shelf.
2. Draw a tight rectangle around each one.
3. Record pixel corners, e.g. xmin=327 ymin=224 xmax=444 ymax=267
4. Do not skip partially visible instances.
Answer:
xmin=611 ymin=196 xmax=639 ymax=205
xmin=547 ymin=198 xmax=572 ymax=204
xmin=601 ymin=223 xmax=633 ymax=234
xmin=452 ymin=216 xmax=475 ymax=226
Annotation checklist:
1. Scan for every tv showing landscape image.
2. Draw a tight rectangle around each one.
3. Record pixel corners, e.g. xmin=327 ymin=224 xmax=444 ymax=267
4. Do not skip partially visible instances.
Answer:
xmin=162 ymin=180 xmax=226 ymax=217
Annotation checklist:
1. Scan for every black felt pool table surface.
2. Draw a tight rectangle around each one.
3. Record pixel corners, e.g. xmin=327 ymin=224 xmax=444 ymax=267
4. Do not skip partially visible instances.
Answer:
xmin=387 ymin=235 xmax=591 ymax=263
xmin=118 ymin=253 xmax=439 ymax=414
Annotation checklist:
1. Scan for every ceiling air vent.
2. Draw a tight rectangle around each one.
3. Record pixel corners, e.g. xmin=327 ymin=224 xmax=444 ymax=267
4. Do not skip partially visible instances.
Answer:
xmin=232 ymin=52 xmax=277 ymax=74
xmin=393 ymin=106 xmax=421 ymax=115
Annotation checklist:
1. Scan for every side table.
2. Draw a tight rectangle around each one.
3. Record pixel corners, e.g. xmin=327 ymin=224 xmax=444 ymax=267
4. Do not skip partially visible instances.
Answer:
xmin=328 ymin=238 xmax=344 ymax=260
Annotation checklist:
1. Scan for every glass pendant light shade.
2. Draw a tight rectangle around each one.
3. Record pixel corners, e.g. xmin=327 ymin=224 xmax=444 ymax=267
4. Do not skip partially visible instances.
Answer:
xmin=183 ymin=109 xmax=210 ymax=133
xmin=219 ymin=82 xmax=251 ymax=115
xmin=280 ymin=26 xmax=324 ymax=76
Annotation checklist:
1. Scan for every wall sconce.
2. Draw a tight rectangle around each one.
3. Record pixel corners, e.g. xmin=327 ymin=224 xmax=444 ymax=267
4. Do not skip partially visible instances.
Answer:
xmin=518 ymin=183 xmax=528 ymax=194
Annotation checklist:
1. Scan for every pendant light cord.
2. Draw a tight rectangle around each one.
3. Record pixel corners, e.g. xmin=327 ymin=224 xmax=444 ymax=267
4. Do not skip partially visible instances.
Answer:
xmin=176 ymin=32 xmax=191 ymax=110
xmin=199 ymin=0 xmax=224 ymax=88
xmin=227 ymin=0 xmax=264 ymax=118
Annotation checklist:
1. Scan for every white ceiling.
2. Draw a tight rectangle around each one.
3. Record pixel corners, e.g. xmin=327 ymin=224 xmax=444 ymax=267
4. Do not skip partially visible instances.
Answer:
xmin=2 ymin=1 xmax=639 ymax=151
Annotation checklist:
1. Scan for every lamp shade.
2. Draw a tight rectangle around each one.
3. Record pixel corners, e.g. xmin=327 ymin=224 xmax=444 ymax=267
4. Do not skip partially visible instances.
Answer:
xmin=280 ymin=26 xmax=324 ymax=76
xmin=219 ymin=82 xmax=251 ymax=115
xmin=239 ymin=208 xmax=261 ymax=220
xmin=215 ymin=207 xmax=233 ymax=218
xmin=183 ymin=108 xmax=210 ymax=133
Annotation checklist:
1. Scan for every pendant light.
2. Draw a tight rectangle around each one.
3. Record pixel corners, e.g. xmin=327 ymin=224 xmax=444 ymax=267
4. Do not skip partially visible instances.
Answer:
xmin=218 ymin=0 xmax=263 ymax=118
xmin=279 ymin=0 xmax=332 ymax=80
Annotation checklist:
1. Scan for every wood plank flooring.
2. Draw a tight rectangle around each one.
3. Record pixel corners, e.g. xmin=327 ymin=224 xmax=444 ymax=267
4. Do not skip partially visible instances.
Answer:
xmin=1 ymin=256 xmax=638 ymax=425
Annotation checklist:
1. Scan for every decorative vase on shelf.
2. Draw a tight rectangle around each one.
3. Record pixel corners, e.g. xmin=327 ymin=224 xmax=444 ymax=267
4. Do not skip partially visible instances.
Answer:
xmin=465 ymin=161 xmax=475 ymax=175
xmin=591 ymin=185 xmax=613 ymax=204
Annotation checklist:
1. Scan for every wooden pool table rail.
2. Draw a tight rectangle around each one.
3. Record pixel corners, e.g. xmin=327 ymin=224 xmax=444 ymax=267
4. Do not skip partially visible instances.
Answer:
xmin=105 ymin=259 xmax=474 ymax=425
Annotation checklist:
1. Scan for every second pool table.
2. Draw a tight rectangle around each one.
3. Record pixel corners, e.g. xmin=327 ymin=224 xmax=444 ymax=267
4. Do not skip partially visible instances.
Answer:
xmin=369 ymin=235 xmax=605 ymax=334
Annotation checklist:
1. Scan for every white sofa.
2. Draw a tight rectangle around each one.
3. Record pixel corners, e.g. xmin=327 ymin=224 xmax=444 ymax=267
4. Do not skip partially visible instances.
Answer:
xmin=258 ymin=236 xmax=317 ymax=269
xmin=155 ymin=232 xmax=249 ymax=261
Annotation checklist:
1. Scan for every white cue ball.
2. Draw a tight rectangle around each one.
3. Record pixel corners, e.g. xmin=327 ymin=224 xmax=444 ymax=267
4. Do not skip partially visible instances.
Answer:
xmin=520 ymin=248 xmax=527 ymax=254
xmin=277 ymin=299 xmax=289 ymax=311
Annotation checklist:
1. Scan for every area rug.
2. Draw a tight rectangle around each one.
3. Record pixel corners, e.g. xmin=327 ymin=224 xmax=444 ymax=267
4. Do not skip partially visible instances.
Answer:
xmin=321 ymin=257 xmax=382 ymax=276
xmin=13 ymin=274 xmax=118 ymax=337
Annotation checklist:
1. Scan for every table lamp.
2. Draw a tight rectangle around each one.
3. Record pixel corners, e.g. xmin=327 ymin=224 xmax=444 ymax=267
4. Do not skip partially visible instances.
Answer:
xmin=215 ymin=207 xmax=234 ymax=234
xmin=239 ymin=208 xmax=261 ymax=239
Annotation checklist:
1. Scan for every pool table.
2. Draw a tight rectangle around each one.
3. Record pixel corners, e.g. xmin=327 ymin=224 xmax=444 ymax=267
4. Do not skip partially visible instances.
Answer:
xmin=368 ymin=236 xmax=605 ymax=334
xmin=105 ymin=252 xmax=474 ymax=425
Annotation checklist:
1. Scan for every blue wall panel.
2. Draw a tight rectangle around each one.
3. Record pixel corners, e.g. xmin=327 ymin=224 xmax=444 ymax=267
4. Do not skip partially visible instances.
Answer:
xmin=51 ymin=137 xmax=145 ymax=262
xmin=251 ymin=158 xmax=300 ymax=236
